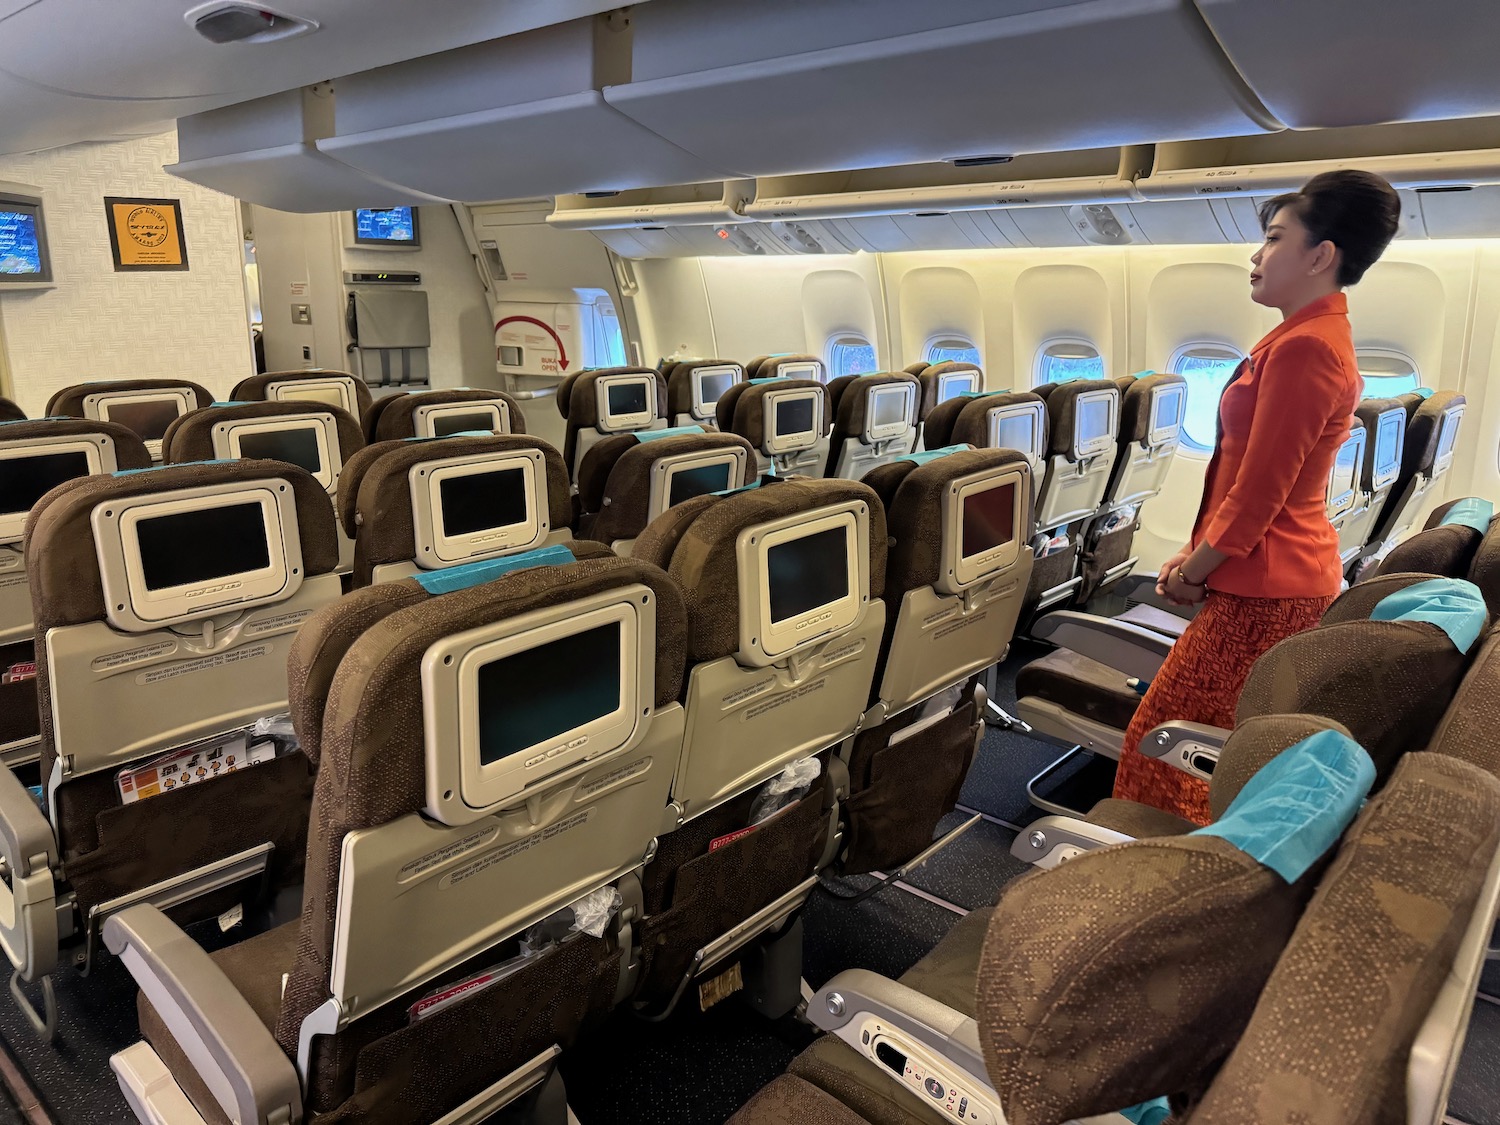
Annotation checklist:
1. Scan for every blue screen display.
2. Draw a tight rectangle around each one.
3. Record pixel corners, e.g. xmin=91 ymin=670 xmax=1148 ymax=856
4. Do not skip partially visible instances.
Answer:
xmin=0 ymin=210 xmax=42 ymax=275
xmin=354 ymin=207 xmax=416 ymax=243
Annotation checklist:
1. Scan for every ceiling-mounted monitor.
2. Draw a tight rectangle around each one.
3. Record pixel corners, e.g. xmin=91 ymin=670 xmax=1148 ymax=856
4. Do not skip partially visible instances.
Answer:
xmin=350 ymin=206 xmax=421 ymax=251
xmin=0 ymin=189 xmax=52 ymax=286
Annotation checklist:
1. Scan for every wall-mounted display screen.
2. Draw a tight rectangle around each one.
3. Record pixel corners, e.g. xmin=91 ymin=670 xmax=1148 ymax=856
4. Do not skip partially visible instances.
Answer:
xmin=0 ymin=194 xmax=51 ymax=283
xmin=352 ymin=206 xmax=420 ymax=247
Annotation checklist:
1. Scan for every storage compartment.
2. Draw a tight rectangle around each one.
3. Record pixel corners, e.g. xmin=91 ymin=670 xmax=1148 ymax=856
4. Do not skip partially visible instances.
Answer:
xmin=635 ymin=775 xmax=829 ymax=1000
xmin=0 ymin=639 xmax=37 ymax=751
xmin=1079 ymin=519 xmax=1138 ymax=603
xmin=841 ymin=698 xmax=980 ymax=875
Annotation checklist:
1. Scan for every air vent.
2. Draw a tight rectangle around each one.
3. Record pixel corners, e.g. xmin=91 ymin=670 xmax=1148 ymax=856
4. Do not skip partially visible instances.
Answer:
xmin=1068 ymin=203 xmax=1133 ymax=245
xmin=1415 ymin=185 xmax=1474 ymax=193
xmin=951 ymin=155 xmax=1015 ymax=168
xmin=186 ymin=3 xmax=319 ymax=44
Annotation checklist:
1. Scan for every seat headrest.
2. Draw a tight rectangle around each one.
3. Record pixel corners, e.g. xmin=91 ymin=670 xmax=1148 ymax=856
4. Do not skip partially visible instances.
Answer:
xmin=1398 ymin=390 xmax=1465 ymax=482
xmin=230 ymin=369 xmax=373 ymax=420
xmin=1428 ymin=624 xmax=1500 ymax=776
xmin=665 ymin=359 xmax=743 ymax=418
xmin=1428 ymin=496 xmax=1494 ymax=533
xmin=45 ymin=378 xmax=214 ymax=418
xmin=161 ymin=400 xmax=364 ymax=467
xmin=563 ymin=367 xmax=668 ymax=427
xmin=757 ymin=354 xmax=825 ymax=382
xmin=1468 ymin=514 xmax=1500 ymax=617
xmin=948 ymin=391 xmax=1049 ymax=453
xmin=904 ymin=361 xmax=931 ymax=377
xmin=338 ymin=434 xmax=571 ymax=584
xmin=25 ymin=459 xmax=339 ymax=632
xmin=979 ymin=724 xmax=1373 ymax=1125
xmin=1353 ymin=396 xmax=1407 ymax=491
xmin=1035 ymin=378 xmax=1119 ymax=458
xmin=580 ymin=430 xmax=756 ymax=544
xmin=1116 ymin=372 xmax=1187 ymax=445
xmin=0 ymin=397 xmax=24 ymax=423
xmin=1190 ymin=751 xmax=1500 ymax=1122
xmin=831 ymin=372 xmax=920 ymax=440
xmin=555 ymin=370 xmax=585 ymax=418
xmin=631 ymin=477 xmax=886 ymax=664
xmin=0 ymin=417 xmax=152 ymax=469
xmin=715 ymin=379 xmax=829 ymax=454
xmin=1238 ymin=578 xmax=1487 ymax=784
xmin=1375 ymin=525 xmax=1484 ymax=582
xmin=915 ymin=362 xmax=983 ymax=421
xmin=366 ymin=388 xmax=525 ymax=443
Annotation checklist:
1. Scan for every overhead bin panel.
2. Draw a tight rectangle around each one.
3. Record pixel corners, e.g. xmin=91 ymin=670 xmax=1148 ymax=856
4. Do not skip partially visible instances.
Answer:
xmin=167 ymin=89 xmax=445 ymax=212
xmin=605 ymin=0 xmax=1280 ymax=179
xmin=318 ymin=19 xmax=735 ymax=202
xmin=1198 ymin=0 xmax=1500 ymax=129
xmin=1122 ymin=201 xmax=1229 ymax=244
xmin=1417 ymin=187 xmax=1500 ymax=239
xmin=589 ymin=225 xmax=793 ymax=259
xmin=548 ymin=182 xmax=754 ymax=230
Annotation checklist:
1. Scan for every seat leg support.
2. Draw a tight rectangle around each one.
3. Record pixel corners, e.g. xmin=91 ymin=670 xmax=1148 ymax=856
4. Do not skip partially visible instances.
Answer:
xmin=9 ymin=971 xmax=55 ymax=1043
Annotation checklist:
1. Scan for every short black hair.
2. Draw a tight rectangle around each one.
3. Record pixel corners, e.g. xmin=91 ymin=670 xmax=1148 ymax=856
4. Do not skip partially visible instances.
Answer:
xmin=1258 ymin=170 xmax=1402 ymax=286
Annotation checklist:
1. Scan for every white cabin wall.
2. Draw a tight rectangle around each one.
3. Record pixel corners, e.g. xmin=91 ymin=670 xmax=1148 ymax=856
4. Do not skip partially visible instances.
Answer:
xmin=0 ymin=131 xmax=253 ymax=413
xmin=621 ymin=238 xmax=1500 ymax=574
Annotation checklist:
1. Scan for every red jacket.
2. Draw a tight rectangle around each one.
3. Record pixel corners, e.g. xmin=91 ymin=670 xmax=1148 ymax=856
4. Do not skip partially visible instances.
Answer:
xmin=1192 ymin=292 xmax=1360 ymax=599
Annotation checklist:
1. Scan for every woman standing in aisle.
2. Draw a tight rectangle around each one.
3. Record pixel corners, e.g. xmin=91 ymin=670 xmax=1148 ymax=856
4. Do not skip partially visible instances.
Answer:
xmin=1111 ymin=169 xmax=1402 ymax=822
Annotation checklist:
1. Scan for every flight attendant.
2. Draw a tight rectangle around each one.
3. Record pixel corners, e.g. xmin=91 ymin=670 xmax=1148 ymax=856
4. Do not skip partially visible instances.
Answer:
xmin=1112 ymin=169 xmax=1402 ymax=822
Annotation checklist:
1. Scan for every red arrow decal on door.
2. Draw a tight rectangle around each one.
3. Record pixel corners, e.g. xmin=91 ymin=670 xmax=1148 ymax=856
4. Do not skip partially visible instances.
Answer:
xmin=495 ymin=316 xmax=570 ymax=371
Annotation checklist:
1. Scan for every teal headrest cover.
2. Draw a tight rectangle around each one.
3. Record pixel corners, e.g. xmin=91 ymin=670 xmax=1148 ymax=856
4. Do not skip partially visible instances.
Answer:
xmin=413 ymin=543 xmax=575 ymax=595
xmin=1369 ymin=577 xmax=1487 ymax=654
xmin=1438 ymin=497 xmax=1493 ymax=534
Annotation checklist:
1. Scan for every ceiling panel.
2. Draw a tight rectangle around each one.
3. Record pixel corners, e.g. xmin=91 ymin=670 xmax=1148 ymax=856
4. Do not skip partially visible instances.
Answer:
xmin=607 ymin=0 xmax=1281 ymax=179
xmin=1199 ymin=0 xmax=1500 ymax=128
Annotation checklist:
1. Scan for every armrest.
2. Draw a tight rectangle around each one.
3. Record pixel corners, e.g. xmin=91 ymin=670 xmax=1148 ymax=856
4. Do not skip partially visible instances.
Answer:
xmin=1010 ymin=815 xmax=1135 ymax=869
xmin=1030 ymin=611 xmax=1171 ymax=682
xmin=0 ymin=766 xmax=57 ymax=983
xmin=807 ymin=969 xmax=998 ymax=1118
xmin=1137 ymin=722 xmax=1229 ymax=782
xmin=104 ymin=906 xmax=302 ymax=1125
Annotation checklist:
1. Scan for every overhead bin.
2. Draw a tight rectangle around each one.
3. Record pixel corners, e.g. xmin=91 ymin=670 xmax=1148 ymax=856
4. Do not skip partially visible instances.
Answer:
xmin=603 ymin=0 xmax=1280 ymax=179
xmin=318 ymin=18 xmax=734 ymax=202
xmin=167 ymin=88 xmax=446 ymax=212
xmin=548 ymin=182 xmax=754 ymax=230
xmin=1197 ymin=0 xmax=1500 ymax=130
xmin=1137 ymin=118 xmax=1500 ymax=200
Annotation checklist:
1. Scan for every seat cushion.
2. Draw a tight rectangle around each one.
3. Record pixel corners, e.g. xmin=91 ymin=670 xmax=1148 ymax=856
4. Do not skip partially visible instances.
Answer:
xmin=1118 ymin=603 xmax=1190 ymax=639
xmin=1015 ymin=648 xmax=1139 ymax=731
xmin=728 ymin=1074 xmax=874 ymax=1125
xmin=139 ymin=921 xmax=299 ymax=1125
xmin=1086 ymin=798 xmax=1195 ymax=839
xmin=898 ymin=905 xmax=992 ymax=1017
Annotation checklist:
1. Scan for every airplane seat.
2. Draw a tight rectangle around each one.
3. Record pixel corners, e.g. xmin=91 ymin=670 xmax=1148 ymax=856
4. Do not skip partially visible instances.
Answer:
xmin=1373 ymin=497 xmax=1492 ymax=582
xmin=0 ymin=419 xmax=152 ymax=770
xmin=574 ymin=428 xmax=755 ymax=553
xmin=561 ymin=366 xmax=669 ymax=482
xmin=0 ymin=398 xmax=25 ymax=422
xmin=161 ymin=400 xmax=366 ymax=578
xmin=1327 ymin=417 xmax=1370 ymax=568
xmin=628 ymin=477 xmax=888 ymax=1006
xmin=1365 ymin=391 xmax=1467 ymax=560
xmin=335 ymin=433 xmax=573 ymax=586
xmin=824 ymin=373 xmax=920 ymax=480
xmin=664 ymin=359 xmax=743 ymax=428
xmin=0 ymin=459 xmax=342 ymax=1027
xmin=833 ymin=448 xmax=1034 ymax=876
xmin=903 ymin=362 xmax=930 ymax=377
xmin=230 ymin=369 xmax=374 ymax=428
xmin=554 ymin=369 xmax=585 ymax=419
xmin=753 ymin=354 xmax=827 ymax=383
xmin=364 ymin=387 xmax=526 ymax=443
xmin=714 ymin=377 xmax=831 ymax=477
xmin=46 ymin=379 xmax=215 ymax=462
xmin=730 ymin=720 xmax=1386 ymax=1125
xmin=1465 ymin=506 xmax=1500 ymax=618
xmin=107 ymin=550 xmax=688 ymax=1124
xmin=912 ymin=361 xmax=983 ymax=448
xmin=939 ymin=391 xmax=1049 ymax=496
xmin=1077 ymin=372 xmax=1187 ymax=603
xmin=1339 ymin=397 xmax=1408 ymax=573
xmin=1012 ymin=572 xmax=1486 ymax=816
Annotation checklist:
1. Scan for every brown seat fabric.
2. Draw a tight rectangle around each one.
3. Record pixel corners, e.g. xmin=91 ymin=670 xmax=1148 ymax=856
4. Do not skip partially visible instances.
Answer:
xmin=0 ymin=397 xmax=24 ymax=422
xmin=1016 ymin=647 xmax=1141 ymax=731
xmin=665 ymin=359 xmax=742 ymax=421
xmin=1467 ymin=517 xmax=1500 ymax=617
xmin=1374 ymin=524 xmax=1483 ymax=581
xmin=1370 ymin=391 xmax=1465 ymax=544
xmin=948 ymin=392 xmax=1049 ymax=453
xmin=1116 ymin=602 xmax=1190 ymax=638
xmin=0 ymin=418 xmax=151 ymax=469
xmin=231 ymin=370 xmax=374 ymax=422
xmin=335 ymin=434 xmax=571 ymax=586
xmin=1086 ymin=798 xmax=1195 ymax=838
xmin=1114 ymin=372 xmax=1186 ymax=447
xmin=714 ymin=379 xmax=829 ymax=455
xmin=562 ymin=367 xmax=667 ymax=471
xmin=1034 ymin=378 xmax=1117 ymax=460
xmin=45 ymin=378 xmax=214 ymax=418
xmin=726 ymin=1074 xmax=873 ymax=1125
xmin=1190 ymin=752 xmax=1500 ymax=1125
xmin=366 ymin=388 xmax=525 ymax=443
xmin=272 ymin=557 xmax=687 ymax=1113
xmin=576 ymin=431 xmax=756 ymax=543
xmin=1426 ymin=625 xmax=1500 ymax=780
xmin=915 ymin=362 xmax=983 ymax=423
xmin=160 ymin=400 xmax=365 ymax=468
xmin=826 ymin=373 xmax=921 ymax=475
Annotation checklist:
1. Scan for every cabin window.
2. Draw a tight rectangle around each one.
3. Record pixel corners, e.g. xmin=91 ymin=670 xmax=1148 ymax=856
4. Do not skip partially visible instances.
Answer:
xmin=1035 ymin=339 xmax=1104 ymax=386
xmin=1168 ymin=342 xmax=1244 ymax=452
xmin=925 ymin=336 xmax=981 ymax=367
xmin=828 ymin=335 xmax=878 ymax=377
xmin=1356 ymin=349 xmax=1421 ymax=399
xmin=580 ymin=293 xmax=628 ymax=368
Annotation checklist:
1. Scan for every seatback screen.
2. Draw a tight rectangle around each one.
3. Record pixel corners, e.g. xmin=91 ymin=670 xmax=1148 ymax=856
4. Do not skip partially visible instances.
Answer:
xmin=284 ymin=384 xmax=347 ymax=410
xmin=1077 ymin=398 xmax=1111 ymax=444
xmin=870 ymin=388 xmax=908 ymax=430
xmin=433 ymin=411 xmax=497 ymax=437
xmin=1437 ymin=412 xmax=1461 ymax=461
xmin=476 ymin=621 xmax=621 ymax=765
xmin=962 ymin=482 xmax=1016 ymax=559
xmin=607 ymin=382 xmax=649 ymax=416
xmin=438 ymin=467 xmax=528 ymax=536
xmin=1332 ymin=437 xmax=1360 ymax=495
xmin=768 ymin=526 xmax=848 ymax=623
xmin=1152 ymin=387 xmax=1183 ymax=433
xmin=774 ymin=397 xmax=815 ymax=440
xmin=993 ymin=413 xmax=1037 ymax=457
xmin=1375 ymin=413 xmax=1403 ymax=477
xmin=107 ymin=399 xmax=182 ymax=442
xmin=668 ymin=462 xmax=732 ymax=507
xmin=237 ymin=428 xmax=322 ymax=474
xmin=937 ymin=374 xmax=977 ymax=403
xmin=136 ymin=502 xmax=270 ymax=591
xmin=0 ymin=450 xmax=91 ymax=515
xmin=696 ymin=370 xmax=737 ymax=408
